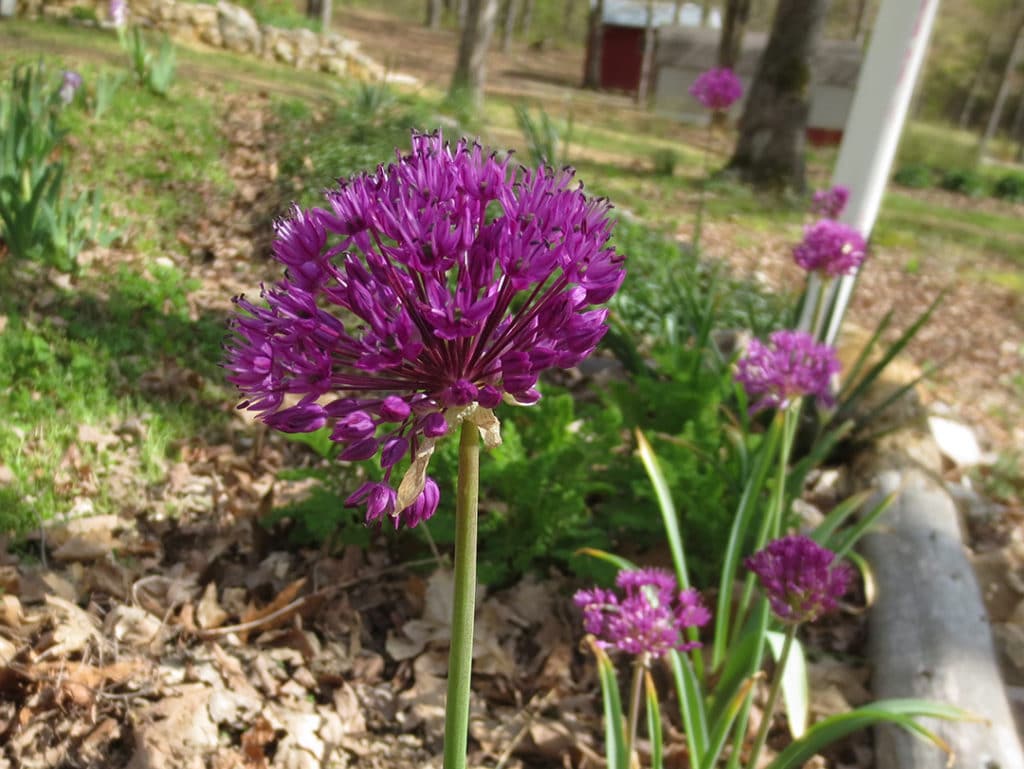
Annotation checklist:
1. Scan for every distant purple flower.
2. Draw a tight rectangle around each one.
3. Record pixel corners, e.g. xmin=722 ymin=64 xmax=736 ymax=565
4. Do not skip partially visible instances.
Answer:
xmin=793 ymin=219 xmax=866 ymax=277
xmin=109 ymin=0 xmax=126 ymax=27
xmin=735 ymin=330 xmax=840 ymax=413
xmin=811 ymin=185 xmax=849 ymax=220
xmin=226 ymin=132 xmax=625 ymax=529
xmin=745 ymin=535 xmax=853 ymax=624
xmin=574 ymin=568 xmax=710 ymax=658
xmin=689 ymin=68 xmax=743 ymax=111
xmin=58 ymin=70 xmax=82 ymax=105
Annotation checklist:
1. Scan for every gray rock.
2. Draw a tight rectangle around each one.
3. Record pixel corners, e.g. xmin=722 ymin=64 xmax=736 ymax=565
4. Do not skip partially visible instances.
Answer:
xmin=217 ymin=0 xmax=261 ymax=54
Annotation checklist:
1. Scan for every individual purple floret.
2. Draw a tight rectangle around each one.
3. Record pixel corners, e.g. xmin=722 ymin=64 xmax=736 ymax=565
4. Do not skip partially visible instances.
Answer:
xmin=793 ymin=219 xmax=866 ymax=277
xmin=745 ymin=535 xmax=853 ymax=624
xmin=58 ymin=70 xmax=82 ymax=105
xmin=226 ymin=132 xmax=625 ymax=529
xmin=109 ymin=0 xmax=127 ymax=27
xmin=573 ymin=568 xmax=710 ymax=658
xmin=689 ymin=68 xmax=744 ymax=111
xmin=735 ymin=330 xmax=840 ymax=413
xmin=811 ymin=185 xmax=849 ymax=220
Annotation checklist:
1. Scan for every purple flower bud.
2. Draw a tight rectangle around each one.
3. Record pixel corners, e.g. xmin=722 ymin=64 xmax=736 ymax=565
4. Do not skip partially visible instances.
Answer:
xmin=331 ymin=410 xmax=376 ymax=441
xmin=793 ymin=219 xmax=866 ymax=277
xmin=421 ymin=412 xmax=448 ymax=438
xmin=735 ymin=330 xmax=840 ymax=413
xmin=745 ymin=535 xmax=853 ymax=624
xmin=574 ymin=568 xmax=711 ymax=659
xmin=811 ymin=185 xmax=850 ymax=220
xmin=379 ymin=395 xmax=411 ymax=422
xmin=689 ymin=68 xmax=743 ymax=111
xmin=397 ymin=477 xmax=440 ymax=528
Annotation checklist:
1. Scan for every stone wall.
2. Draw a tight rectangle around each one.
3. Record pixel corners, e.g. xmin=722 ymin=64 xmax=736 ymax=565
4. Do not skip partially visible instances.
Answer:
xmin=16 ymin=0 xmax=405 ymax=84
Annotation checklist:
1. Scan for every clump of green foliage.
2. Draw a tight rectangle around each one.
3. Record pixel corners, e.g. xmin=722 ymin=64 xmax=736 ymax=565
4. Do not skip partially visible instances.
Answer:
xmin=272 ymin=84 xmax=439 ymax=209
xmin=514 ymin=103 xmax=572 ymax=167
xmin=939 ymin=168 xmax=987 ymax=197
xmin=0 ymin=62 xmax=106 ymax=274
xmin=126 ymin=28 xmax=177 ymax=96
xmin=993 ymin=172 xmax=1024 ymax=202
xmin=893 ymin=164 xmax=934 ymax=189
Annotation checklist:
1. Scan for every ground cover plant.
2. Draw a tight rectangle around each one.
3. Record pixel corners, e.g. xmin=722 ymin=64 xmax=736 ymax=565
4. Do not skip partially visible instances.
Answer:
xmin=0 ymin=15 xmax=1021 ymax=769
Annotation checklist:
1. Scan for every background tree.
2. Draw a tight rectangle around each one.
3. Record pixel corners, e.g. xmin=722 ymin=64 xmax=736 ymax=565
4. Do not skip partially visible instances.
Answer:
xmin=450 ymin=0 xmax=499 ymax=108
xmin=501 ymin=0 xmax=521 ymax=51
xmin=979 ymin=8 xmax=1024 ymax=157
xmin=727 ymin=0 xmax=831 ymax=190
xmin=426 ymin=0 xmax=443 ymax=29
xmin=583 ymin=0 xmax=604 ymax=89
xmin=718 ymin=0 xmax=751 ymax=68
xmin=636 ymin=0 xmax=656 ymax=105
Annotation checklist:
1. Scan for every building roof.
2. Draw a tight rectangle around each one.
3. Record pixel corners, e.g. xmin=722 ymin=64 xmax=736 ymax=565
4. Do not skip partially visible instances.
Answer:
xmin=597 ymin=0 xmax=721 ymax=29
xmin=654 ymin=27 xmax=862 ymax=87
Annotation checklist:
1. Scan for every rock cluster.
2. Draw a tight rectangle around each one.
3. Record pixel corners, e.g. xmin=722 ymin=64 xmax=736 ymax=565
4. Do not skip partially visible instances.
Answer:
xmin=16 ymin=0 xmax=397 ymax=83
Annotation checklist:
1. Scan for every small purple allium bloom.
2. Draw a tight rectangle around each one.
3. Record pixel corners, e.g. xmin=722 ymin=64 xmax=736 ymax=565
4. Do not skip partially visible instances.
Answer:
xmin=745 ymin=535 xmax=853 ymax=624
xmin=573 ymin=568 xmax=710 ymax=658
xmin=689 ymin=68 xmax=744 ymax=111
xmin=58 ymin=70 xmax=82 ymax=105
xmin=226 ymin=132 xmax=625 ymax=529
xmin=109 ymin=0 xmax=127 ymax=27
xmin=811 ymin=185 xmax=849 ymax=220
xmin=793 ymin=219 xmax=866 ymax=277
xmin=735 ymin=330 xmax=840 ymax=413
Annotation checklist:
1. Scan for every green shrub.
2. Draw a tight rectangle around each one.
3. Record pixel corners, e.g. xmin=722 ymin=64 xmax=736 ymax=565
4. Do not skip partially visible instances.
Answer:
xmin=650 ymin=147 xmax=679 ymax=177
xmin=893 ymin=164 xmax=934 ymax=189
xmin=939 ymin=168 xmax=987 ymax=197
xmin=993 ymin=172 xmax=1024 ymax=202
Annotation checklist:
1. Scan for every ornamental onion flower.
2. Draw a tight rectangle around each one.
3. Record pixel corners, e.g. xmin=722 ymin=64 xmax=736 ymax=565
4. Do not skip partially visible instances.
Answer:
xmin=793 ymin=219 xmax=866 ymax=276
xmin=689 ymin=67 xmax=744 ymax=111
xmin=811 ymin=184 xmax=849 ymax=220
xmin=745 ymin=535 xmax=853 ymax=624
xmin=58 ymin=70 xmax=82 ymax=105
xmin=226 ymin=132 xmax=625 ymax=529
xmin=574 ymin=568 xmax=710 ymax=658
xmin=735 ymin=329 xmax=840 ymax=413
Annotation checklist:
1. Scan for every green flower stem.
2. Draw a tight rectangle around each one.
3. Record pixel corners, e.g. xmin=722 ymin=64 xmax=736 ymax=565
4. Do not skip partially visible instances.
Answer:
xmin=771 ymin=406 xmax=798 ymax=540
xmin=747 ymin=624 xmax=798 ymax=769
xmin=693 ymin=119 xmax=714 ymax=251
xmin=625 ymin=656 xmax=647 ymax=762
xmin=810 ymin=277 xmax=832 ymax=340
xmin=442 ymin=420 xmax=480 ymax=769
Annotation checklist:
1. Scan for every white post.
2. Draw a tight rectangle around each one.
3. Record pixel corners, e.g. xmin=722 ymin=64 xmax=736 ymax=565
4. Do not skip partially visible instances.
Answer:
xmin=813 ymin=0 xmax=941 ymax=346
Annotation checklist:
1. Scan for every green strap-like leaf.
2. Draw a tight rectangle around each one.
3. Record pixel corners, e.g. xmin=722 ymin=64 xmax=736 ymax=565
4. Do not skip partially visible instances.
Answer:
xmin=644 ymin=670 xmax=664 ymax=769
xmin=588 ymin=638 xmax=629 ymax=769
xmin=765 ymin=699 xmax=972 ymax=769
xmin=669 ymin=650 xmax=708 ymax=762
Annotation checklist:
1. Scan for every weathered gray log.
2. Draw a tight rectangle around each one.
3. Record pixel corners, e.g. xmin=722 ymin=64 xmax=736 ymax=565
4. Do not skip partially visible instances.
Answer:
xmin=861 ymin=445 xmax=1024 ymax=769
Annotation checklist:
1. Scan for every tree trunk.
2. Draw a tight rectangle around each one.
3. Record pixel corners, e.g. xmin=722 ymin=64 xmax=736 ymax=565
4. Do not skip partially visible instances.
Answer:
xmin=1010 ymin=87 xmax=1024 ymax=159
xmin=700 ymin=0 xmax=713 ymax=26
xmin=501 ymin=0 xmax=520 ymax=50
xmin=562 ymin=0 xmax=578 ymax=35
xmin=319 ymin=0 xmax=332 ymax=32
xmin=979 ymin=12 xmax=1024 ymax=158
xmin=583 ymin=0 xmax=604 ymax=89
xmin=726 ymin=0 xmax=831 ymax=191
xmin=457 ymin=0 xmax=468 ymax=27
xmin=636 ymin=0 xmax=656 ymax=106
xmin=672 ymin=0 xmax=683 ymax=24
xmin=450 ymin=0 xmax=499 ymax=108
xmin=519 ymin=0 xmax=535 ymax=36
xmin=718 ymin=0 xmax=751 ymax=69
xmin=426 ymin=0 xmax=443 ymax=29
xmin=958 ymin=27 xmax=1001 ymax=128
xmin=306 ymin=0 xmax=320 ymax=22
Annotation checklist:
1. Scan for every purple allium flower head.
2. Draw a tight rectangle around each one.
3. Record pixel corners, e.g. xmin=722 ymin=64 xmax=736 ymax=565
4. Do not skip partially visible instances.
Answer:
xmin=226 ymin=132 xmax=625 ymax=529
xmin=811 ymin=185 xmax=849 ymax=220
xmin=109 ymin=0 xmax=127 ymax=27
xmin=573 ymin=568 xmax=710 ymax=658
xmin=689 ymin=68 xmax=744 ymax=111
xmin=58 ymin=70 xmax=82 ymax=105
xmin=735 ymin=330 xmax=840 ymax=413
xmin=793 ymin=219 xmax=866 ymax=277
xmin=745 ymin=535 xmax=853 ymax=624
